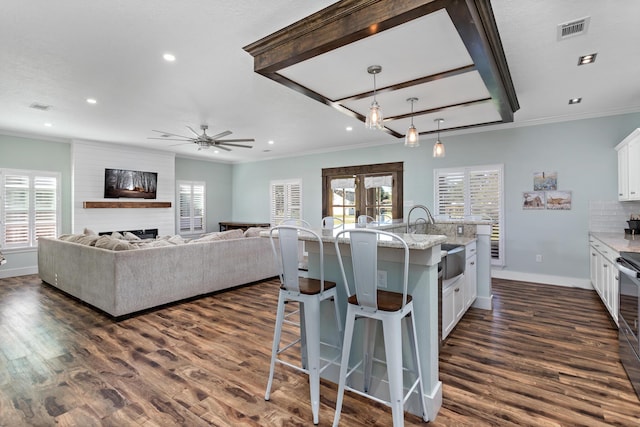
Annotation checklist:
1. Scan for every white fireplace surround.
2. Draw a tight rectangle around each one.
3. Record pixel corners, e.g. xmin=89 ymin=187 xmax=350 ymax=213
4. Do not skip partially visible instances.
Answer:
xmin=72 ymin=140 xmax=176 ymax=236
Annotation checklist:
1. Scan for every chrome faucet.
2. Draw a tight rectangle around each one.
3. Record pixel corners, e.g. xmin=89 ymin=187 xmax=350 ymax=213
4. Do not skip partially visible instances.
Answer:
xmin=406 ymin=204 xmax=435 ymax=233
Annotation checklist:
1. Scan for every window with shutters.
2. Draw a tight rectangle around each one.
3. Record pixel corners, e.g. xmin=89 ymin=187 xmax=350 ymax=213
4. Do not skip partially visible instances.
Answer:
xmin=1 ymin=169 xmax=60 ymax=249
xmin=270 ymin=179 xmax=302 ymax=225
xmin=322 ymin=162 xmax=403 ymax=224
xmin=177 ymin=181 xmax=205 ymax=235
xmin=434 ymin=164 xmax=504 ymax=266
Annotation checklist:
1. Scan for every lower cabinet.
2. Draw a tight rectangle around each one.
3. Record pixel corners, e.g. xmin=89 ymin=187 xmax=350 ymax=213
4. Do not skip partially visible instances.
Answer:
xmin=464 ymin=241 xmax=477 ymax=309
xmin=589 ymin=236 xmax=619 ymax=325
xmin=442 ymin=240 xmax=478 ymax=340
xmin=442 ymin=275 xmax=464 ymax=339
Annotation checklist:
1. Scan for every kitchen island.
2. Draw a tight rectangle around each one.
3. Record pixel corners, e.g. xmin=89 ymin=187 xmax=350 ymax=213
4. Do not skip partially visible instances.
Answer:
xmin=300 ymin=227 xmax=447 ymax=421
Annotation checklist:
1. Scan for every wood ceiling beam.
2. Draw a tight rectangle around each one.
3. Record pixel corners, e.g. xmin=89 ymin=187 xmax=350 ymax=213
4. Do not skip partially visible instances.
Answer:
xmin=244 ymin=0 xmax=519 ymax=132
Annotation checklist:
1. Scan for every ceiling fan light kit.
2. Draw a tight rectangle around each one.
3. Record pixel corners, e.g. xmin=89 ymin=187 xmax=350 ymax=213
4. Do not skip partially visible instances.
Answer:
xmin=148 ymin=124 xmax=254 ymax=152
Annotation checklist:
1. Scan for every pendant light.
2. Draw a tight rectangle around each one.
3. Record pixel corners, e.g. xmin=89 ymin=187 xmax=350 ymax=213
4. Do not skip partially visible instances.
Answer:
xmin=365 ymin=65 xmax=383 ymax=129
xmin=405 ymin=97 xmax=419 ymax=147
xmin=433 ymin=118 xmax=445 ymax=158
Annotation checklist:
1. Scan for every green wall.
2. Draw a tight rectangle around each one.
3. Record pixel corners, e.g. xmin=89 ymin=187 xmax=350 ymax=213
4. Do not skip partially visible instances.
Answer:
xmin=0 ymin=134 xmax=72 ymax=274
xmin=231 ymin=113 xmax=640 ymax=282
xmin=2 ymin=112 xmax=640 ymax=282
xmin=175 ymin=157 xmax=233 ymax=234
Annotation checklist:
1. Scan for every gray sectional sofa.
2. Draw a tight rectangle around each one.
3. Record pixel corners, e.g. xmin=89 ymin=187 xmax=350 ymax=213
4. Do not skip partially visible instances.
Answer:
xmin=38 ymin=228 xmax=278 ymax=317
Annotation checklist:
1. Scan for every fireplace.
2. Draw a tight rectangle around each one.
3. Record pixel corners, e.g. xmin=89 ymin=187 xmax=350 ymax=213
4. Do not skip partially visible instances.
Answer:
xmin=99 ymin=228 xmax=158 ymax=240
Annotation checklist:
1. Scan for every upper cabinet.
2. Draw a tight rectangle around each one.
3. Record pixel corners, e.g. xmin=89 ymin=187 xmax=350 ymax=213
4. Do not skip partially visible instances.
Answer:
xmin=616 ymin=129 xmax=640 ymax=201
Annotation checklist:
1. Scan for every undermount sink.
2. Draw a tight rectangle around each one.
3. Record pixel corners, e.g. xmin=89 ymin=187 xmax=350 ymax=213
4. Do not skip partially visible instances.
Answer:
xmin=440 ymin=243 xmax=465 ymax=280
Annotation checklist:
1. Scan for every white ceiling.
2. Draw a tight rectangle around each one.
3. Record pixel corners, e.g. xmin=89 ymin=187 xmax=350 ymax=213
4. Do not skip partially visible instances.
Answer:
xmin=1 ymin=0 xmax=639 ymax=163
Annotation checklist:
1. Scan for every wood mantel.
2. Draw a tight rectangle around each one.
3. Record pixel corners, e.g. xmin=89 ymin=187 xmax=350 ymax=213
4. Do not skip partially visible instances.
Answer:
xmin=83 ymin=201 xmax=172 ymax=209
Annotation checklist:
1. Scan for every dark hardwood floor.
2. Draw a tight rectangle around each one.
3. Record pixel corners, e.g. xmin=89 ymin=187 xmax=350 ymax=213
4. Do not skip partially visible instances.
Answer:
xmin=0 ymin=274 xmax=638 ymax=426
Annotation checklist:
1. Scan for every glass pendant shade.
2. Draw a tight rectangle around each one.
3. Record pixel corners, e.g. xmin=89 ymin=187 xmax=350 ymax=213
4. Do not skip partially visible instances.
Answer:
xmin=433 ymin=140 xmax=445 ymax=157
xmin=405 ymin=124 xmax=419 ymax=147
xmin=432 ymin=118 xmax=445 ymax=158
xmin=366 ymin=100 xmax=383 ymax=129
xmin=365 ymin=65 xmax=383 ymax=129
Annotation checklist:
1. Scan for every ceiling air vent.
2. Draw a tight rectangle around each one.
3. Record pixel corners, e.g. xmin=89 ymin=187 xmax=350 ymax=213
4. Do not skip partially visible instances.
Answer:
xmin=29 ymin=102 xmax=52 ymax=111
xmin=557 ymin=17 xmax=590 ymax=40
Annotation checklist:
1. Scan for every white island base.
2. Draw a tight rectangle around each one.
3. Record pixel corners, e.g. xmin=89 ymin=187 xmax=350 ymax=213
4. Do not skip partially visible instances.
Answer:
xmin=304 ymin=233 xmax=445 ymax=421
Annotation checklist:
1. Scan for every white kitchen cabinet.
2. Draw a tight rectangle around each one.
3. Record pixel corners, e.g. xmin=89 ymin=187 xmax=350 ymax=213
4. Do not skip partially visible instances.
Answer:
xmin=442 ymin=274 xmax=464 ymax=339
xmin=589 ymin=236 xmax=619 ymax=325
xmin=616 ymin=128 xmax=640 ymax=201
xmin=464 ymin=241 xmax=477 ymax=309
xmin=442 ymin=239 xmax=478 ymax=340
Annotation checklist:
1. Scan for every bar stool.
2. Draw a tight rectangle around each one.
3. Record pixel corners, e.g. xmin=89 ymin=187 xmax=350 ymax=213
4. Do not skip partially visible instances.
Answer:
xmin=332 ymin=228 xmax=429 ymax=427
xmin=265 ymin=225 xmax=342 ymax=425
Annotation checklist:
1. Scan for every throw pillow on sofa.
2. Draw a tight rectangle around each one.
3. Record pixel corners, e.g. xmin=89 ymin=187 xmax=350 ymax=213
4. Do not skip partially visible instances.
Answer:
xmin=244 ymin=226 xmax=270 ymax=237
xmin=95 ymin=235 xmax=135 ymax=251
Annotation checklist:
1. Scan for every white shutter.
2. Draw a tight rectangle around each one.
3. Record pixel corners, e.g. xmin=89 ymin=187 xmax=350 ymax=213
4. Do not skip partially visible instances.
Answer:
xmin=270 ymin=179 xmax=302 ymax=225
xmin=34 ymin=175 xmax=58 ymax=241
xmin=177 ymin=181 xmax=206 ymax=234
xmin=1 ymin=170 xmax=60 ymax=249
xmin=3 ymin=174 xmax=30 ymax=246
xmin=192 ymin=184 xmax=205 ymax=231
xmin=435 ymin=169 xmax=465 ymax=218
xmin=435 ymin=165 xmax=504 ymax=265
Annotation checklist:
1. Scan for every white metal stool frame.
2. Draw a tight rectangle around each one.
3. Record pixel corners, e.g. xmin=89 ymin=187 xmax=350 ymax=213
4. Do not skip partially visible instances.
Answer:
xmin=265 ymin=225 xmax=342 ymax=425
xmin=332 ymin=228 xmax=429 ymax=427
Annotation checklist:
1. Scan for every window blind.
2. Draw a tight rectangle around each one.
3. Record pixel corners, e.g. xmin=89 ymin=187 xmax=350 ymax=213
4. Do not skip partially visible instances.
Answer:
xmin=270 ymin=179 xmax=302 ymax=225
xmin=1 ymin=170 xmax=60 ymax=248
xmin=435 ymin=165 xmax=504 ymax=265
xmin=178 ymin=181 xmax=205 ymax=234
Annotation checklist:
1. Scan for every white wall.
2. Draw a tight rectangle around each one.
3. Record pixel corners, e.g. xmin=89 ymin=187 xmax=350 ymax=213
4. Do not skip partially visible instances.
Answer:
xmin=72 ymin=140 xmax=175 ymax=235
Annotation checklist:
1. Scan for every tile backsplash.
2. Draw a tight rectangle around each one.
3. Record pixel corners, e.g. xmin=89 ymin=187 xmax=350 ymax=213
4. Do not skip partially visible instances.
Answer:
xmin=589 ymin=200 xmax=640 ymax=232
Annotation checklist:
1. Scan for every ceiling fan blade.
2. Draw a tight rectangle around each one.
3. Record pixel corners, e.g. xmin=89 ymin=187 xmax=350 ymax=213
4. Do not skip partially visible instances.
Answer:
xmin=217 ymin=142 xmax=253 ymax=149
xmin=148 ymin=137 xmax=191 ymax=141
xmin=168 ymin=142 xmax=195 ymax=146
xmin=186 ymin=126 xmax=201 ymax=137
xmin=151 ymin=129 xmax=193 ymax=139
xmin=208 ymin=130 xmax=232 ymax=140
xmin=213 ymin=145 xmax=232 ymax=151
xmin=216 ymin=138 xmax=255 ymax=143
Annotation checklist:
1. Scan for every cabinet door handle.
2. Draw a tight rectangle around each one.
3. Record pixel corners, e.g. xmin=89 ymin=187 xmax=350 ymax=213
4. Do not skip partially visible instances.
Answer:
xmin=470 ymin=261 xmax=475 ymax=265
xmin=632 ymin=192 xmax=636 ymax=195
xmin=620 ymin=193 xmax=624 ymax=196
xmin=454 ymin=288 xmax=460 ymax=292
xmin=603 ymin=264 xmax=608 ymax=268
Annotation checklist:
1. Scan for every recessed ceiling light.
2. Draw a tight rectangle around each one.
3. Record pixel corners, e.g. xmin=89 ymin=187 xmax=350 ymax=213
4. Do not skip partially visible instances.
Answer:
xmin=44 ymin=122 xmax=52 ymax=127
xmin=163 ymin=53 xmax=176 ymax=62
xmin=213 ymin=150 xmax=220 ymax=154
xmin=86 ymin=98 xmax=97 ymax=104
xmin=268 ymin=140 xmax=275 ymax=145
xmin=569 ymin=97 xmax=582 ymax=105
xmin=346 ymin=126 xmax=353 ymax=131
xmin=578 ymin=53 xmax=597 ymax=65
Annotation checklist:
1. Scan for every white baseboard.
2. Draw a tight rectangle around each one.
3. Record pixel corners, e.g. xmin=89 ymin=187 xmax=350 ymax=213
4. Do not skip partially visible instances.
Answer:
xmin=0 ymin=266 xmax=38 ymax=279
xmin=472 ymin=295 xmax=493 ymax=310
xmin=491 ymin=269 xmax=592 ymax=290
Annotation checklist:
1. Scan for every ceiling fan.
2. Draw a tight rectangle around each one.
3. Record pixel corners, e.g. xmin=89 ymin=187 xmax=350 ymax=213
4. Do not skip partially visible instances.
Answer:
xmin=149 ymin=125 xmax=254 ymax=151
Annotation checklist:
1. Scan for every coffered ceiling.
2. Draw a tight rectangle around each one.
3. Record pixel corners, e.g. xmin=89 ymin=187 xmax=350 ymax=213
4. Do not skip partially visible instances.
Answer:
xmin=244 ymin=0 xmax=519 ymax=138
xmin=1 ymin=1 xmax=639 ymax=163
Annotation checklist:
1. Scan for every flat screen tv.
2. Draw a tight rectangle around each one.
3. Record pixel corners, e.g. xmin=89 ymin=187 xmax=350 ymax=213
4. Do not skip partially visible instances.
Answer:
xmin=104 ymin=168 xmax=157 ymax=199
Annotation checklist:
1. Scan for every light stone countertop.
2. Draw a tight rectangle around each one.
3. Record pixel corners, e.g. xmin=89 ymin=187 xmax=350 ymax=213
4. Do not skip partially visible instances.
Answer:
xmin=263 ymin=224 xmax=449 ymax=250
xmin=590 ymin=232 xmax=640 ymax=253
